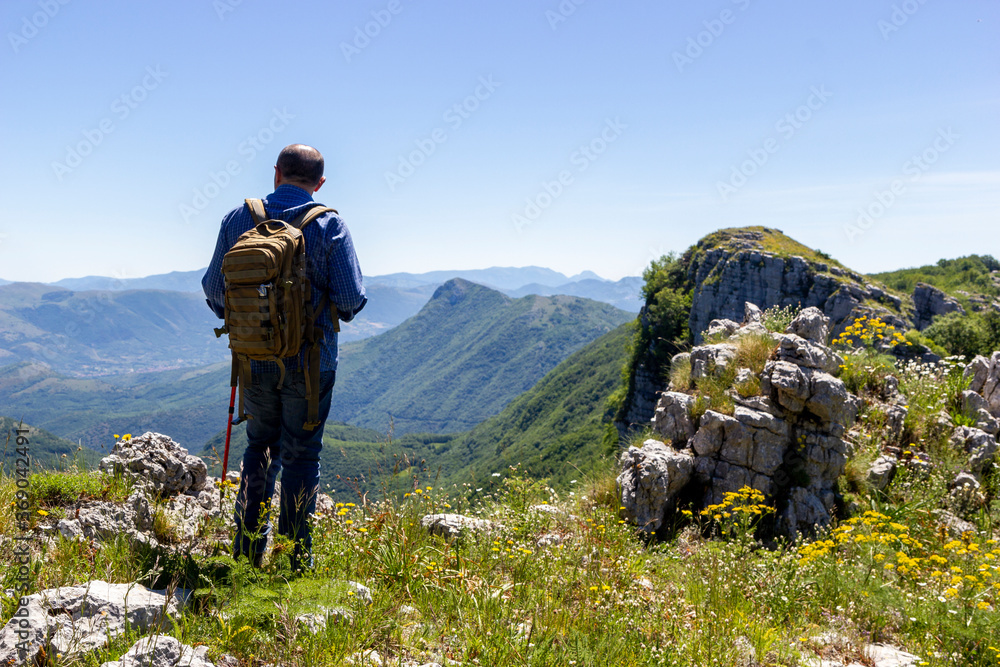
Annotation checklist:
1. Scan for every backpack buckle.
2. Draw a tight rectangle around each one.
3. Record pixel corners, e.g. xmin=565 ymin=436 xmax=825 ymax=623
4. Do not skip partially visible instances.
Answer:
xmin=258 ymin=283 xmax=273 ymax=297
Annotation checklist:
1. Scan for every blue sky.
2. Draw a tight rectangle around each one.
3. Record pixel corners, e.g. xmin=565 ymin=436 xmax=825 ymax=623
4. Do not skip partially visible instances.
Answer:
xmin=1 ymin=0 xmax=997 ymax=283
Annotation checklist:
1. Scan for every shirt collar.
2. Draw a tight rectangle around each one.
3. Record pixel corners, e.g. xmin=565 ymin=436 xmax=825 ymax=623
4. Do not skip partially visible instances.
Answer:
xmin=267 ymin=184 xmax=315 ymax=207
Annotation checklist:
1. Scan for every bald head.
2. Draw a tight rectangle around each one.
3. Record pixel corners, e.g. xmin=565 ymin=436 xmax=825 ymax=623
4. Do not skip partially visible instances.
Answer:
xmin=275 ymin=144 xmax=325 ymax=190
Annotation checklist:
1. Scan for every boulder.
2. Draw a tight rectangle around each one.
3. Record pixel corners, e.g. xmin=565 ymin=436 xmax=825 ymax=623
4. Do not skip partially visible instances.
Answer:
xmin=0 ymin=581 xmax=186 ymax=664
xmin=949 ymin=426 xmax=999 ymax=477
xmin=689 ymin=343 xmax=737 ymax=381
xmin=617 ymin=440 xmax=694 ymax=533
xmin=784 ymin=307 xmax=830 ymax=344
xmin=774 ymin=333 xmax=842 ymax=375
xmin=913 ymin=282 xmax=965 ymax=330
xmin=966 ymin=351 xmax=1000 ymax=417
xmin=704 ymin=318 xmax=740 ymax=339
xmin=99 ymin=432 xmax=207 ymax=497
xmin=743 ymin=301 xmax=763 ymax=324
xmin=867 ymin=456 xmax=897 ymax=491
xmin=420 ymin=514 xmax=497 ymax=539
xmin=652 ymin=391 xmax=696 ymax=445
xmin=99 ymin=635 xmax=214 ymax=667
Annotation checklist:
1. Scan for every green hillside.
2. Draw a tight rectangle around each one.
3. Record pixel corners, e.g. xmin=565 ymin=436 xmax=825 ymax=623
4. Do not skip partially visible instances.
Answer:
xmin=870 ymin=255 xmax=1000 ymax=302
xmin=330 ymin=278 xmax=633 ymax=434
xmin=1 ymin=417 xmax=100 ymax=470
xmin=439 ymin=321 xmax=633 ymax=488
xmin=0 ymin=361 xmax=234 ymax=452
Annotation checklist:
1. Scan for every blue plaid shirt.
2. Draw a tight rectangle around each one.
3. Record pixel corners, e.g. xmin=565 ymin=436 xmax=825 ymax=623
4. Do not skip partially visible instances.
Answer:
xmin=202 ymin=184 xmax=366 ymax=373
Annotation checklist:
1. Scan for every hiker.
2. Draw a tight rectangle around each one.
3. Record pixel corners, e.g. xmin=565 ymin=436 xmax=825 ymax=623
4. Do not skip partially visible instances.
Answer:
xmin=202 ymin=144 xmax=366 ymax=571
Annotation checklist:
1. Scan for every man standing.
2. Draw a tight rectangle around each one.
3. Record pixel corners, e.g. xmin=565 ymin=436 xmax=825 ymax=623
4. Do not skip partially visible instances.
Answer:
xmin=202 ymin=144 xmax=366 ymax=571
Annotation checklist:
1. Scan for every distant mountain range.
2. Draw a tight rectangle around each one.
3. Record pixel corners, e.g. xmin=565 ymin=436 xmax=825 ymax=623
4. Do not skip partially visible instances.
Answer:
xmin=0 ymin=279 xmax=631 ymax=453
xmin=0 ymin=267 xmax=642 ymax=377
xmin=0 ymin=282 xmax=229 ymax=375
xmin=25 ymin=266 xmax=612 ymax=294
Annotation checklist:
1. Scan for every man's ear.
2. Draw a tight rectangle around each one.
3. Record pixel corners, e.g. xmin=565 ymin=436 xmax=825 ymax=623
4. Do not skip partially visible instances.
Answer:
xmin=273 ymin=165 xmax=282 ymax=189
xmin=313 ymin=176 xmax=326 ymax=193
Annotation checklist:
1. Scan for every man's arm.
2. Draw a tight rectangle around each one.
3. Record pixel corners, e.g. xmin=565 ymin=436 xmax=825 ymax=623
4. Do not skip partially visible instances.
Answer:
xmin=325 ymin=216 xmax=366 ymax=322
xmin=202 ymin=210 xmax=239 ymax=319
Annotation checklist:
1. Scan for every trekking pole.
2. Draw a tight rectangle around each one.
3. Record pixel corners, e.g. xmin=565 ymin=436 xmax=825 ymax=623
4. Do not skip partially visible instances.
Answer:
xmin=220 ymin=385 xmax=236 ymax=505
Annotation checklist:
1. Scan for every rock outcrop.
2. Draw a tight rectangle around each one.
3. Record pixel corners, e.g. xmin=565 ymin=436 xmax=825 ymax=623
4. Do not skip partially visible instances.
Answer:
xmin=0 ymin=581 xmax=187 ymax=665
xmin=99 ymin=432 xmax=208 ymax=497
xmin=912 ymin=282 xmax=965 ymax=330
xmin=99 ymin=635 xmax=215 ymax=667
xmin=686 ymin=228 xmax=906 ymax=343
xmin=619 ymin=307 xmax=861 ymax=537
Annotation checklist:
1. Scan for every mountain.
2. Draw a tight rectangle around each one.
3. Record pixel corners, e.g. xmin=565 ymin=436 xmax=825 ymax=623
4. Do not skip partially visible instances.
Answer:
xmin=337 ymin=283 xmax=438 ymax=343
xmin=329 ymin=278 xmax=633 ymax=434
xmin=0 ymin=283 xmax=229 ymax=375
xmin=1 ymin=416 xmax=101 ymax=469
xmin=52 ymin=270 xmax=206 ymax=293
xmin=504 ymin=277 xmax=643 ymax=312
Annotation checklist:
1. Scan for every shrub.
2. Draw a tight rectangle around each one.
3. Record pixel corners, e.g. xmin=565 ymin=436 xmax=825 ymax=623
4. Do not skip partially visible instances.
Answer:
xmin=762 ymin=304 xmax=800 ymax=333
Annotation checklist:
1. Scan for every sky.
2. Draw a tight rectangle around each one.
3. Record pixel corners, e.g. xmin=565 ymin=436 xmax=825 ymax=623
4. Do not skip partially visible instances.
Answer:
xmin=1 ymin=0 xmax=997 ymax=283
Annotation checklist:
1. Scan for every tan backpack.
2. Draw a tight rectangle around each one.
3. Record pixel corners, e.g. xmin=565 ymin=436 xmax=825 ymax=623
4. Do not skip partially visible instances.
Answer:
xmin=215 ymin=198 xmax=337 ymax=430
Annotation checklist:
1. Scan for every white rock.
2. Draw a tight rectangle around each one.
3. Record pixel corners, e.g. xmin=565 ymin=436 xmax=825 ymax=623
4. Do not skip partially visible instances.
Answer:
xmin=0 ymin=580 xmax=186 ymax=664
xmin=420 ymin=514 xmax=497 ymax=539
xmin=99 ymin=635 xmax=215 ymax=667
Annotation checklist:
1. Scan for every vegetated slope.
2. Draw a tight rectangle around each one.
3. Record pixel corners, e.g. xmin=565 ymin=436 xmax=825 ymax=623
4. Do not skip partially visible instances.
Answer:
xmin=870 ymin=255 xmax=1000 ymax=308
xmin=0 ymin=361 xmax=233 ymax=452
xmin=0 ymin=417 xmax=100 ymax=469
xmin=0 ymin=283 xmax=228 ymax=375
xmin=330 ymin=278 xmax=633 ymax=434
xmin=425 ymin=322 xmax=634 ymax=490
xmin=200 ymin=421 xmax=453 ymax=496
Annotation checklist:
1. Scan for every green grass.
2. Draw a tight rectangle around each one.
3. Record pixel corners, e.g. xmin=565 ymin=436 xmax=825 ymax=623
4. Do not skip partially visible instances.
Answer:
xmin=3 ymin=454 xmax=997 ymax=666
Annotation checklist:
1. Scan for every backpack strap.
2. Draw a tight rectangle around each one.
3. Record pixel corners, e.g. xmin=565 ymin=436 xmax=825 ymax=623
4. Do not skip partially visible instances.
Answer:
xmin=246 ymin=198 xmax=267 ymax=224
xmin=289 ymin=205 xmax=336 ymax=230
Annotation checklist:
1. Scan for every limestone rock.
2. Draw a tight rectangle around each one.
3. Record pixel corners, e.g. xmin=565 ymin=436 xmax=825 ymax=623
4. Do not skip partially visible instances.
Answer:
xmin=761 ymin=360 xmax=810 ymax=413
xmin=705 ymin=318 xmax=740 ymax=339
xmin=420 ymin=513 xmax=497 ymax=539
xmin=966 ymin=351 xmax=1000 ymax=417
xmin=913 ymin=282 xmax=965 ymax=330
xmin=784 ymin=307 xmax=830 ymax=344
xmin=774 ymin=333 xmax=842 ymax=375
xmin=99 ymin=432 xmax=207 ymax=497
xmin=933 ymin=509 xmax=978 ymax=538
xmin=867 ymin=456 xmax=897 ymax=491
xmin=652 ymin=391 xmax=696 ymax=445
xmin=743 ymin=301 xmax=763 ymax=324
xmin=617 ymin=440 xmax=694 ymax=533
xmin=99 ymin=635 xmax=214 ymax=667
xmin=949 ymin=426 xmax=999 ymax=477
xmin=0 ymin=581 xmax=186 ymax=664
xmin=689 ymin=343 xmax=737 ymax=381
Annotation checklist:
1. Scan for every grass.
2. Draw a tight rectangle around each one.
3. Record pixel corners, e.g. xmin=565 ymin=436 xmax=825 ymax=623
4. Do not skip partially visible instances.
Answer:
xmin=0 ymin=452 xmax=998 ymax=666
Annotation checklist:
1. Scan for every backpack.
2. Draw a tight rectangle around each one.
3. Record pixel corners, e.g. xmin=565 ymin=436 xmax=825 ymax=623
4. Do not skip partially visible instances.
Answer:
xmin=215 ymin=198 xmax=337 ymax=430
